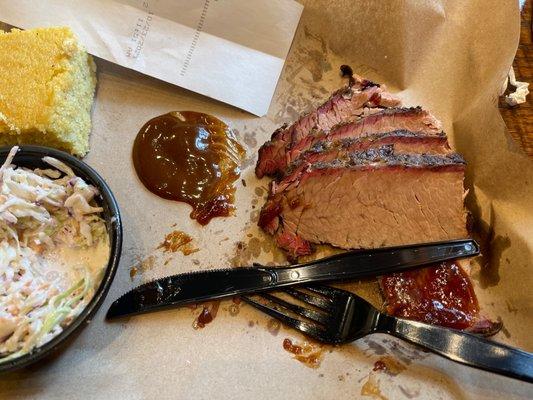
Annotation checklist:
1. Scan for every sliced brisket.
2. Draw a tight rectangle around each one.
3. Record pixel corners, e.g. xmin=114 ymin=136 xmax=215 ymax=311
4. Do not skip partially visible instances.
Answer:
xmin=275 ymin=131 xmax=451 ymax=195
xmin=284 ymin=107 xmax=443 ymax=171
xmin=308 ymin=129 xmax=450 ymax=160
xmin=255 ymin=81 xmax=401 ymax=178
xmin=259 ymin=148 xmax=467 ymax=259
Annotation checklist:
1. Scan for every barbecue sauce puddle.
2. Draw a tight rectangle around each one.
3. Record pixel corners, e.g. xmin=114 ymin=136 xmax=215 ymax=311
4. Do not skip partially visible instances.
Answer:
xmin=132 ymin=111 xmax=244 ymax=225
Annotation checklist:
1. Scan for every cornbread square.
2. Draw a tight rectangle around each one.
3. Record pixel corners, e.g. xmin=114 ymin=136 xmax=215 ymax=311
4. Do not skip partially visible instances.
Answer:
xmin=0 ymin=27 xmax=96 ymax=156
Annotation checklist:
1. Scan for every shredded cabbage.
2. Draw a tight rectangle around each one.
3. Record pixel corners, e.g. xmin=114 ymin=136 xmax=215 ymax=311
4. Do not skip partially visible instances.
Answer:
xmin=0 ymin=146 xmax=109 ymax=362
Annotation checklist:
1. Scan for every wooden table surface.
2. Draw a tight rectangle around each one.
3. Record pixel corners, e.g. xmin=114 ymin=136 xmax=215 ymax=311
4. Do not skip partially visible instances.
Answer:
xmin=499 ymin=0 xmax=532 ymax=155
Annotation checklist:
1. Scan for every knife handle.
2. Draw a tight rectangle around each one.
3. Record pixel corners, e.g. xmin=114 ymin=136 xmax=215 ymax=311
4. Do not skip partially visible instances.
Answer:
xmin=270 ymin=239 xmax=479 ymax=286
xmin=381 ymin=315 xmax=533 ymax=383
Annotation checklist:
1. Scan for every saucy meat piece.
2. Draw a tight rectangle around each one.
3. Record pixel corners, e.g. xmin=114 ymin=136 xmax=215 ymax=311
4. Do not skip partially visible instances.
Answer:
xmin=380 ymin=261 xmax=479 ymax=330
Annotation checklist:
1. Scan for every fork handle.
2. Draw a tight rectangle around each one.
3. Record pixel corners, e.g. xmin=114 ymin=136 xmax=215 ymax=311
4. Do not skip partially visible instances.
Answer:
xmin=378 ymin=315 xmax=533 ymax=383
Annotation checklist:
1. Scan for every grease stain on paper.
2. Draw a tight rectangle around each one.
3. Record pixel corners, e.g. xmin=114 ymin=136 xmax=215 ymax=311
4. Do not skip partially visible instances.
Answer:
xmin=228 ymin=297 xmax=241 ymax=316
xmin=266 ymin=318 xmax=281 ymax=336
xmin=468 ymin=202 xmax=512 ymax=288
xmin=270 ymin=25 xmax=344 ymax=126
xmin=230 ymin=234 xmax=286 ymax=267
xmin=361 ymin=373 xmax=388 ymax=400
xmin=129 ymin=255 xmax=156 ymax=280
xmin=479 ymin=234 xmax=511 ymax=287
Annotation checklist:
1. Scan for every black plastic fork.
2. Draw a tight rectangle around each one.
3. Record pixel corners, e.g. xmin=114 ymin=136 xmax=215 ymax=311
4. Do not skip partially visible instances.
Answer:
xmin=242 ymin=285 xmax=533 ymax=383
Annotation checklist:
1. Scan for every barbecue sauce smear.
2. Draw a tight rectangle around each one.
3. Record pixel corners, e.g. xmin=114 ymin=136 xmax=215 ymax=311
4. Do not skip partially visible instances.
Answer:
xmin=133 ymin=112 xmax=245 ymax=225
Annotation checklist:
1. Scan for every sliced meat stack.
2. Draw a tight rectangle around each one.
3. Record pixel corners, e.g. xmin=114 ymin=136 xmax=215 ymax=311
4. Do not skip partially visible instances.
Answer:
xmin=261 ymin=148 xmax=468 ymax=257
xmin=255 ymin=77 xmax=401 ymax=179
xmin=255 ymin=72 xmax=495 ymax=332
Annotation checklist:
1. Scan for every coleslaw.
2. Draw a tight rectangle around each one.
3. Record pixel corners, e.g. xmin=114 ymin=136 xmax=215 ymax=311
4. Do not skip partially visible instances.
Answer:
xmin=0 ymin=147 xmax=109 ymax=362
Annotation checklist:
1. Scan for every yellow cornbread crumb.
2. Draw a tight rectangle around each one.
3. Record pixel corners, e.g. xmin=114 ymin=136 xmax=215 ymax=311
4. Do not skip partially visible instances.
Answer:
xmin=0 ymin=27 xmax=96 ymax=156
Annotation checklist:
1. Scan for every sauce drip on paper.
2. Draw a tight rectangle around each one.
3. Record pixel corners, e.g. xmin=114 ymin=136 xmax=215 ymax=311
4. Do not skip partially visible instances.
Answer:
xmin=132 ymin=111 xmax=244 ymax=225
xmin=157 ymin=230 xmax=198 ymax=255
xmin=282 ymin=338 xmax=324 ymax=368
xmin=193 ymin=302 xmax=220 ymax=329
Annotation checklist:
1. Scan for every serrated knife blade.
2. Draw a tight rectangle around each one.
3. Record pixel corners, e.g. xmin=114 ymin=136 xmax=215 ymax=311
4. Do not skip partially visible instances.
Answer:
xmin=106 ymin=239 xmax=479 ymax=320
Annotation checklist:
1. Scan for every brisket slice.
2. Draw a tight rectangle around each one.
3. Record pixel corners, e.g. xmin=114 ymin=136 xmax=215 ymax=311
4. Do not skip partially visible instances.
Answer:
xmin=285 ymin=107 xmax=443 ymax=171
xmin=380 ymin=260 xmax=501 ymax=334
xmin=274 ymin=131 xmax=451 ymax=195
xmin=258 ymin=148 xmax=468 ymax=259
xmin=255 ymin=80 xmax=401 ymax=179
xmin=308 ymin=129 xmax=450 ymax=159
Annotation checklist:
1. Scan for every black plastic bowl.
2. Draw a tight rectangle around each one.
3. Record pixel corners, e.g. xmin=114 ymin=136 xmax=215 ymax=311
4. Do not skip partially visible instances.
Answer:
xmin=0 ymin=145 xmax=122 ymax=372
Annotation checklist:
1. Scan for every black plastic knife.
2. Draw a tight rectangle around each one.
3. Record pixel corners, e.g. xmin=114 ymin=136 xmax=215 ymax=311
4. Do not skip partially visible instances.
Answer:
xmin=106 ymin=239 xmax=479 ymax=320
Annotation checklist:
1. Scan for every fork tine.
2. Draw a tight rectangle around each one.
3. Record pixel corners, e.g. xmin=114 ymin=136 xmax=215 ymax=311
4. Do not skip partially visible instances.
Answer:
xmin=260 ymin=293 xmax=330 ymax=325
xmin=241 ymin=296 xmax=326 ymax=340
xmin=282 ymin=288 xmax=334 ymax=311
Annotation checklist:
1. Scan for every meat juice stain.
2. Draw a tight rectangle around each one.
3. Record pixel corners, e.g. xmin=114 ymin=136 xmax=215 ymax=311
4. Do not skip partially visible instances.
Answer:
xmin=158 ymin=230 xmax=198 ymax=255
xmin=223 ymin=296 xmax=240 ymax=317
xmin=196 ymin=308 xmax=213 ymax=326
xmin=129 ymin=266 xmax=138 ymax=279
xmin=372 ymin=356 xmax=406 ymax=376
xmin=193 ymin=301 xmax=220 ymax=329
xmin=362 ymin=357 xmax=406 ymax=399
xmin=132 ymin=111 xmax=245 ymax=225
xmin=373 ymin=360 xmax=387 ymax=372
xmin=282 ymin=338 xmax=324 ymax=368
xmin=283 ymin=338 xmax=302 ymax=354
